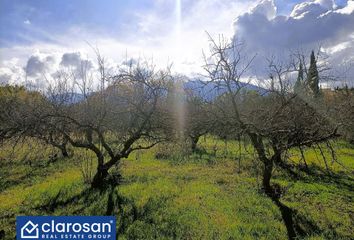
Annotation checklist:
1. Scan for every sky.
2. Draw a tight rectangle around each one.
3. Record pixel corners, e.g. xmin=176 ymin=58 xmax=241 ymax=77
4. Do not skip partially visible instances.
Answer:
xmin=0 ymin=0 xmax=353 ymax=87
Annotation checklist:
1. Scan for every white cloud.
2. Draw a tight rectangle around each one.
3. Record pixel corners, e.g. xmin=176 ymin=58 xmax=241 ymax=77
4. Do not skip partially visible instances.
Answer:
xmin=0 ymin=70 xmax=13 ymax=85
xmin=0 ymin=58 xmax=26 ymax=86
xmin=249 ymin=0 xmax=277 ymax=20
xmin=335 ymin=0 xmax=354 ymax=14
xmin=25 ymin=54 xmax=55 ymax=77
xmin=0 ymin=0 xmax=252 ymax=83
xmin=3 ymin=0 xmax=354 ymax=88
xmin=60 ymin=52 xmax=93 ymax=70
xmin=232 ymin=0 xmax=354 ymax=85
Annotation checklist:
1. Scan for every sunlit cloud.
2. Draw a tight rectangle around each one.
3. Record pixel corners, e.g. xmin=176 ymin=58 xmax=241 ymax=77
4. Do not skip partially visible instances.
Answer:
xmin=0 ymin=0 xmax=353 ymax=87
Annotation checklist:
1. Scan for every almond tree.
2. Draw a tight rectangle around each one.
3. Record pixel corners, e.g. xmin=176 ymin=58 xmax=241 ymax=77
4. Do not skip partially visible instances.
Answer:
xmin=184 ymin=90 xmax=212 ymax=151
xmin=31 ymin=57 xmax=169 ymax=188
xmin=204 ymin=36 xmax=338 ymax=194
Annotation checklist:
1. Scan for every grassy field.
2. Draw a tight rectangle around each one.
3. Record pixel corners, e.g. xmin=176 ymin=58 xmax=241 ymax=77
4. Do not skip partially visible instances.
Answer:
xmin=0 ymin=137 xmax=353 ymax=239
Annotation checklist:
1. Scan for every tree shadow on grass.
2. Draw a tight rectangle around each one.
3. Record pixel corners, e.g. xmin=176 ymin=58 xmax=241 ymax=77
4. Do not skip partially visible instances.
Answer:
xmin=280 ymin=160 xmax=353 ymax=190
xmin=266 ymin=182 xmax=348 ymax=240
xmin=269 ymin=192 xmax=317 ymax=240
xmin=29 ymin=187 xmax=96 ymax=213
xmin=105 ymin=184 xmax=179 ymax=239
xmin=26 ymin=182 xmax=140 ymax=238
xmin=105 ymin=187 xmax=137 ymax=238
xmin=299 ymin=164 xmax=354 ymax=193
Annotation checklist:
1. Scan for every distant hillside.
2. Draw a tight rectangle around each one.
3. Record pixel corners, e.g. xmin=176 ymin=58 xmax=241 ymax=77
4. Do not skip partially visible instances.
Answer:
xmin=48 ymin=80 xmax=266 ymax=104
xmin=48 ymin=92 xmax=86 ymax=104
xmin=184 ymin=79 xmax=267 ymax=100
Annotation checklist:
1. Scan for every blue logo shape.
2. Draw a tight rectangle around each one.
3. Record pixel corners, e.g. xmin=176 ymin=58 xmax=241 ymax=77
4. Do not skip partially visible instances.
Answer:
xmin=17 ymin=216 xmax=116 ymax=240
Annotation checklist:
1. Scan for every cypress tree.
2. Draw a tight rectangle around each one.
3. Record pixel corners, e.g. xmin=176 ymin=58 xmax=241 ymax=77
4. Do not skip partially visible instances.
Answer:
xmin=307 ymin=50 xmax=320 ymax=97
xmin=294 ymin=61 xmax=304 ymax=95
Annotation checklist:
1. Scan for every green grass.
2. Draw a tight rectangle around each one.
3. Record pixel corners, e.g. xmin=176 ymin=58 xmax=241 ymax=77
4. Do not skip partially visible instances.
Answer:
xmin=0 ymin=138 xmax=353 ymax=239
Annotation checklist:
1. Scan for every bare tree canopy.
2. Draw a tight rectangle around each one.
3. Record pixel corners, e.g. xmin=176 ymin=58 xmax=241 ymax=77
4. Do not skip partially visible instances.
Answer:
xmin=203 ymin=35 xmax=339 ymax=194
xmin=0 ymin=57 xmax=171 ymax=188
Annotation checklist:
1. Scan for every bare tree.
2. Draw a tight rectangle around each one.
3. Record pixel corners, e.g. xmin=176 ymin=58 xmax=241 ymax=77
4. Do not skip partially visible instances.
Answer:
xmin=3 ymin=55 xmax=168 ymax=188
xmin=0 ymin=54 xmax=170 ymax=188
xmin=0 ymin=85 xmax=51 ymax=146
xmin=204 ymin=36 xmax=339 ymax=194
xmin=58 ymin=60 xmax=168 ymax=187
xmin=183 ymin=88 xmax=212 ymax=151
xmin=329 ymin=86 xmax=354 ymax=144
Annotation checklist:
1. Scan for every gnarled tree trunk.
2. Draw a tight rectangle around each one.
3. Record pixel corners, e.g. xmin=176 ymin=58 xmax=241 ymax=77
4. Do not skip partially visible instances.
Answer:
xmin=59 ymin=143 xmax=69 ymax=158
xmin=91 ymin=154 xmax=122 ymax=188
xmin=91 ymin=166 xmax=109 ymax=188
xmin=249 ymin=133 xmax=275 ymax=194
xmin=190 ymin=135 xmax=200 ymax=152
xmin=262 ymin=159 xmax=274 ymax=194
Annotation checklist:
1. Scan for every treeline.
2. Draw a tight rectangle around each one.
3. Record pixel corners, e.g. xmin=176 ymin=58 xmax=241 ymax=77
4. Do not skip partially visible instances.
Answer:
xmin=0 ymin=39 xmax=353 ymax=194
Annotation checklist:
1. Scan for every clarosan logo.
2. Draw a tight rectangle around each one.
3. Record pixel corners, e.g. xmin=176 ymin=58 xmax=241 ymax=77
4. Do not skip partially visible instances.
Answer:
xmin=17 ymin=216 xmax=116 ymax=240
